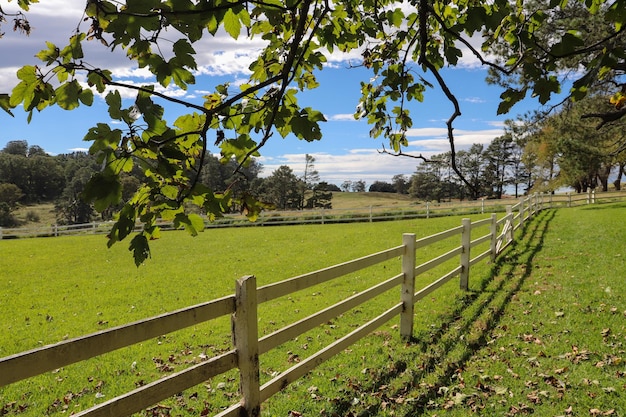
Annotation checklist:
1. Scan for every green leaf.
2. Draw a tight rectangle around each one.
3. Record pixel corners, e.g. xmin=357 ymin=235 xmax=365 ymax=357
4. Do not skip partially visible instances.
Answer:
xmin=106 ymin=90 xmax=123 ymax=119
xmin=55 ymin=80 xmax=82 ymax=110
xmin=60 ymin=34 xmax=85 ymax=63
xmin=82 ymin=173 xmax=123 ymax=212
xmin=0 ymin=94 xmax=14 ymax=116
xmin=223 ymin=8 xmax=242 ymax=39
xmin=174 ymin=213 xmax=205 ymax=236
xmin=35 ymin=41 xmax=60 ymax=65
xmin=87 ymin=70 xmax=111 ymax=93
xmin=220 ymin=134 xmax=260 ymax=163
xmin=532 ymin=76 xmax=560 ymax=104
xmin=171 ymin=66 xmax=195 ymax=89
xmin=85 ymin=124 xmax=122 ymax=154
xmin=497 ymin=88 xmax=527 ymax=114
xmin=161 ymin=184 xmax=179 ymax=200
xmin=549 ymin=32 xmax=584 ymax=57
xmin=129 ymin=234 xmax=151 ymax=266
xmin=79 ymin=88 xmax=94 ymax=106
xmin=107 ymin=204 xmax=137 ymax=247
xmin=291 ymin=108 xmax=326 ymax=141
xmin=10 ymin=66 xmax=38 ymax=108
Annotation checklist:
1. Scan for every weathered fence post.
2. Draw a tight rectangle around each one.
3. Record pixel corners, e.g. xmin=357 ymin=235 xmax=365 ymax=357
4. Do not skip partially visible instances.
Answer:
xmin=369 ymin=205 xmax=373 ymax=222
xmin=233 ymin=275 xmax=261 ymax=417
xmin=506 ymin=206 xmax=514 ymax=243
xmin=460 ymin=218 xmax=471 ymax=291
xmin=592 ymin=189 xmax=596 ymax=204
xmin=568 ymin=192 xmax=572 ymax=208
xmin=400 ymin=233 xmax=416 ymax=340
xmin=519 ymin=198 xmax=525 ymax=229
xmin=426 ymin=201 xmax=430 ymax=219
xmin=490 ymin=213 xmax=498 ymax=262
xmin=481 ymin=198 xmax=485 ymax=214
xmin=587 ymin=188 xmax=591 ymax=205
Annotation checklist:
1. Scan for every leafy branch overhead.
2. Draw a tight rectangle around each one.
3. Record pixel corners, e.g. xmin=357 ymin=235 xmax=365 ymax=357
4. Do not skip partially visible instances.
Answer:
xmin=2 ymin=0 xmax=625 ymax=264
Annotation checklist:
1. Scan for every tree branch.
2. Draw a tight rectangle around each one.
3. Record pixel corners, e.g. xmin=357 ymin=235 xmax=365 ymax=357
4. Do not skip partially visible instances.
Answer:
xmin=417 ymin=0 xmax=476 ymax=197
xmin=581 ymin=107 xmax=626 ymax=129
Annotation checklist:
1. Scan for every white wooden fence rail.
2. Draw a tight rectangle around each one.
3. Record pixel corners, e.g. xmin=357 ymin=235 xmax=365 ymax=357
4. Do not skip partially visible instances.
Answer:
xmin=2 ymin=190 xmax=624 ymax=240
xmin=0 ymin=190 xmax=615 ymax=416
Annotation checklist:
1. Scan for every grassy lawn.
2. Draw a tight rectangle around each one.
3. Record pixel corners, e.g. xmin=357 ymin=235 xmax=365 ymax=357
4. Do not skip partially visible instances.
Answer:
xmin=342 ymin=203 xmax=625 ymax=417
xmin=1 ymin=203 xmax=624 ymax=416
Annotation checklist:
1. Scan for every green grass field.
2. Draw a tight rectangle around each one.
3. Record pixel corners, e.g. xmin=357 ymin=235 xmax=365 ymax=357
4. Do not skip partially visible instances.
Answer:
xmin=1 ymin=204 xmax=624 ymax=416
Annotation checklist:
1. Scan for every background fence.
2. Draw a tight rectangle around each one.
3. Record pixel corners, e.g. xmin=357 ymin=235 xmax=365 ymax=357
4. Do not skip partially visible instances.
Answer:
xmin=2 ymin=189 xmax=624 ymax=239
xmin=0 ymin=191 xmax=562 ymax=416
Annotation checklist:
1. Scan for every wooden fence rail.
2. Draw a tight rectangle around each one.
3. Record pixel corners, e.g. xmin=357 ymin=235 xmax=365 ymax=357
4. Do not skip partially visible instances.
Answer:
xmin=0 ymin=191 xmax=618 ymax=416
xmin=2 ymin=190 xmax=624 ymax=240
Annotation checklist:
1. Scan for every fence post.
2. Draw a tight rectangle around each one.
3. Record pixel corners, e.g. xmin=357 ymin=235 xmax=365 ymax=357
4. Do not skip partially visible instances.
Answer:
xmin=481 ymin=198 xmax=485 ymax=214
xmin=460 ymin=218 xmax=471 ymax=291
xmin=426 ymin=202 xmax=430 ymax=219
xmin=369 ymin=205 xmax=373 ymax=222
xmin=549 ymin=193 xmax=553 ymax=208
xmin=519 ymin=197 xmax=525 ymax=229
xmin=568 ymin=192 xmax=572 ymax=208
xmin=0 ymin=227 xmax=2 ymax=240
xmin=592 ymin=189 xmax=596 ymax=204
xmin=587 ymin=188 xmax=591 ymax=204
xmin=233 ymin=275 xmax=261 ymax=417
xmin=490 ymin=213 xmax=498 ymax=262
xmin=400 ymin=233 xmax=416 ymax=340
xmin=506 ymin=206 xmax=514 ymax=242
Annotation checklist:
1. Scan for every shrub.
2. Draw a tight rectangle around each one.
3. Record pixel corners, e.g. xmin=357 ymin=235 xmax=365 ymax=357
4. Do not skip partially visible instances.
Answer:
xmin=25 ymin=210 xmax=40 ymax=223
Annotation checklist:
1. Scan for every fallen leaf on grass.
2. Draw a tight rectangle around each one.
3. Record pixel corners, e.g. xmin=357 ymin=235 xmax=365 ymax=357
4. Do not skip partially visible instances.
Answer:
xmin=590 ymin=409 xmax=615 ymax=416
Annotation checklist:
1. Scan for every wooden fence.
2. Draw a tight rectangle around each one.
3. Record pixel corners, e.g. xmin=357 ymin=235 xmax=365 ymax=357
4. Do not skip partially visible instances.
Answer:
xmin=0 ymin=191 xmax=614 ymax=416
xmin=1 ymin=189 xmax=624 ymax=239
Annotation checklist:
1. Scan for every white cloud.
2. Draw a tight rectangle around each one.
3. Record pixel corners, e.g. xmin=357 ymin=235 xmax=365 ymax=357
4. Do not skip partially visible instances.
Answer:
xmin=260 ymin=149 xmax=421 ymax=185
xmin=463 ymin=97 xmax=486 ymax=104
xmin=328 ymin=113 xmax=358 ymax=121
xmin=404 ymin=128 xmax=504 ymax=153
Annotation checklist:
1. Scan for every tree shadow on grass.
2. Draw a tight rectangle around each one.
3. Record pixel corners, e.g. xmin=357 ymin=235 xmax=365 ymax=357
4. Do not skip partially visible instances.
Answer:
xmin=326 ymin=209 xmax=556 ymax=417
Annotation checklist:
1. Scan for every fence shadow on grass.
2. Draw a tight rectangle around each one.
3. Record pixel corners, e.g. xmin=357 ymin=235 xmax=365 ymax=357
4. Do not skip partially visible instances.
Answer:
xmin=325 ymin=209 xmax=556 ymax=417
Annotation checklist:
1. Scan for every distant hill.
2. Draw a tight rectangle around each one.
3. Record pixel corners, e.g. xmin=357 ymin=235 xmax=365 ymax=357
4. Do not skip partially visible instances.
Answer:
xmin=330 ymin=192 xmax=415 ymax=210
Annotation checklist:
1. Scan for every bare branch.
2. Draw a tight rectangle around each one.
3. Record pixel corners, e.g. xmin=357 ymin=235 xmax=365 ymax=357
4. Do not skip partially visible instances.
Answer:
xmin=378 ymin=145 xmax=432 ymax=162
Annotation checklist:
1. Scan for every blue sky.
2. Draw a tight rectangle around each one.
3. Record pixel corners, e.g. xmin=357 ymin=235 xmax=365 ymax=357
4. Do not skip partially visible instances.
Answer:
xmin=0 ymin=0 xmax=548 ymax=186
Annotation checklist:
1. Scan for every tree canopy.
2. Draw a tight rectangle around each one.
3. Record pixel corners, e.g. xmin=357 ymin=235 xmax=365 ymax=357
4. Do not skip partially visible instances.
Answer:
xmin=2 ymin=0 xmax=625 ymax=264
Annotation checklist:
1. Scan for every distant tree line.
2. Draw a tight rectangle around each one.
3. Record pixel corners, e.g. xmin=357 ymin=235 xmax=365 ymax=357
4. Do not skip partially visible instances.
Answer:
xmin=0 ymin=143 xmax=336 ymax=226
xmin=3 ymin=97 xmax=625 ymax=227
xmin=369 ymin=99 xmax=626 ymax=202
xmin=366 ymin=135 xmax=530 ymax=203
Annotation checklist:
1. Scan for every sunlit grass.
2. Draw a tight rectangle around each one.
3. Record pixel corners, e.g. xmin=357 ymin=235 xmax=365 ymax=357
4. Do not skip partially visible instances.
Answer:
xmin=1 ymin=213 xmax=495 ymax=416
xmin=6 ymin=203 xmax=619 ymax=416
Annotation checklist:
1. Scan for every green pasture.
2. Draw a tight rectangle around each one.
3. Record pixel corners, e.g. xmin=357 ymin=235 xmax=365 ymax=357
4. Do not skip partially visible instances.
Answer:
xmin=1 ymin=213 xmax=493 ymax=416
xmin=1 ymin=204 xmax=624 ymax=416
